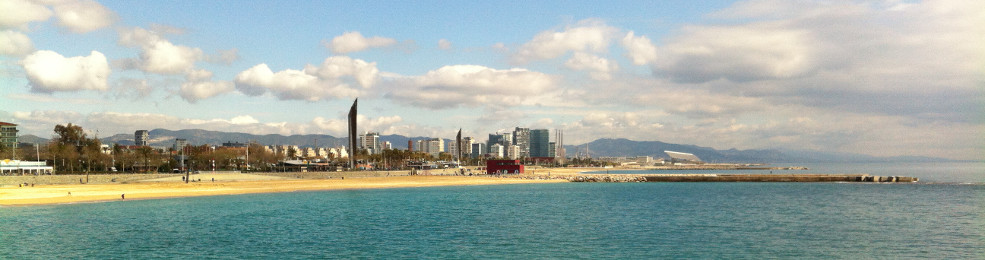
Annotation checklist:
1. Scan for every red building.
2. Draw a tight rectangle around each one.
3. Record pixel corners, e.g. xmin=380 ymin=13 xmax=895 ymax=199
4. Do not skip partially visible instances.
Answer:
xmin=486 ymin=159 xmax=524 ymax=174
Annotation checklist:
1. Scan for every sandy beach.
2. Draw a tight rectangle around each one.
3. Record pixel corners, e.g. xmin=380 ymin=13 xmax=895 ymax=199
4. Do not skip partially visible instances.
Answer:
xmin=0 ymin=174 xmax=565 ymax=206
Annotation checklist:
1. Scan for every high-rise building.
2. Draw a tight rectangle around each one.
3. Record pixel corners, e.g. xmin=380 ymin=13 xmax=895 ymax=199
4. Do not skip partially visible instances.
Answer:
xmin=506 ymin=145 xmax=520 ymax=160
xmin=359 ymin=132 xmax=381 ymax=154
xmin=529 ymin=129 xmax=550 ymax=157
xmin=471 ymin=143 xmax=486 ymax=158
xmin=489 ymin=143 xmax=504 ymax=158
xmin=449 ymin=136 xmax=473 ymax=160
xmin=134 ymin=130 xmax=149 ymax=146
xmin=462 ymin=137 xmax=474 ymax=156
xmin=0 ymin=122 xmax=18 ymax=151
xmin=417 ymin=138 xmax=444 ymax=157
xmin=487 ymin=133 xmax=503 ymax=150
xmin=513 ymin=127 xmax=530 ymax=158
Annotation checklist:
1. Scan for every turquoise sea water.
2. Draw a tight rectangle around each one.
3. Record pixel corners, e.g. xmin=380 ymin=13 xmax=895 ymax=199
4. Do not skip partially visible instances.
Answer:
xmin=2 ymin=163 xmax=983 ymax=258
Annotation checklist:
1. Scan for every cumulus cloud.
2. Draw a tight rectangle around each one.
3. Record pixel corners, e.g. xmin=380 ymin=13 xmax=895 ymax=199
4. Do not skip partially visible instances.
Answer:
xmin=656 ymin=24 xmax=816 ymax=83
xmin=118 ymin=26 xmax=204 ymax=74
xmin=12 ymin=110 xmax=82 ymax=126
xmin=138 ymin=40 xmax=202 ymax=74
xmin=21 ymin=50 xmax=110 ymax=93
xmin=646 ymin=0 xmax=985 ymax=124
xmin=0 ymin=30 xmax=33 ymax=56
xmin=52 ymin=0 xmax=116 ymax=33
xmin=302 ymin=56 xmax=380 ymax=88
xmin=0 ymin=0 xmax=52 ymax=29
xmin=180 ymin=80 xmax=234 ymax=103
xmin=233 ymin=56 xmax=378 ymax=101
xmin=234 ymin=64 xmax=317 ymax=98
xmin=438 ymin=39 xmax=452 ymax=50
xmin=385 ymin=65 xmax=556 ymax=109
xmin=313 ymin=114 xmax=404 ymax=136
xmin=512 ymin=19 xmax=619 ymax=63
xmin=564 ymin=52 xmax=618 ymax=80
xmin=621 ymin=31 xmax=657 ymax=65
xmin=326 ymin=31 xmax=397 ymax=54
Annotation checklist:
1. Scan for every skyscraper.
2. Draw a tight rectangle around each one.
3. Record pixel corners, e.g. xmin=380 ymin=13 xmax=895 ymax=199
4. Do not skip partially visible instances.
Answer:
xmin=513 ymin=127 xmax=530 ymax=158
xmin=134 ymin=130 xmax=149 ymax=146
xmin=359 ymin=132 xmax=380 ymax=154
xmin=529 ymin=129 xmax=550 ymax=157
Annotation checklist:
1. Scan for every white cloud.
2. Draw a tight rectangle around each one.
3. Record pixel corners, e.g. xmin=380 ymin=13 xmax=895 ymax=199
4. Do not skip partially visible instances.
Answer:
xmin=179 ymin=80 xmax=234 ymax=103
xmin=140 ymin=39 xmax=203 ymax=74
xmin=564 ymin=52 xmax=618 ymax=80
xmin=302 ymin=56 xmax=380 ymax=88
xmin=326 ymin=31 xmax=397 ymax=54
xmin=656 ymin=23 xmax=816 ymax=83
xmin=235 ymin=64 xmax=316 ymax=97
xmin=12 ymin=110 xmax=81 ymax=125
xmin=438 ymin=39 xmax=452 ymax=50
xmin=118 ymin=26 xmax=203 ymax=74
xmin=621 ymin=31 xmax=657 ymax=65
xmin=184 ymin=69 xmax=213 ymax=82
xmin=234 ymin=63 xmax=363 ymax=102
xmin=512 ymin=19 xmax=619 ymax=63
xmin=234 ymin=57 xmax=376 ymax=102
xmin=52 ymin=0 xmax=116 ymax=33
xmin=0 ymin=0 xmax=52 ymax=29
xmin=0 ymin=30 xmax=33 ymax=56
xmin=21 ymin=50 xmax=110 ymax=93
xmin=230 ymin=115 xmax=259 ymax=125
xmin=386 ymin=65 xmax=556 ymax=109
xmin=313 ymin=114 xmax=405 ymax=136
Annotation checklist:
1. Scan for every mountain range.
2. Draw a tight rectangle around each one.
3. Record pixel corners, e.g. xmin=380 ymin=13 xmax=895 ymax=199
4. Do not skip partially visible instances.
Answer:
xmin=19 ymin=129 xmax=952 ymax=163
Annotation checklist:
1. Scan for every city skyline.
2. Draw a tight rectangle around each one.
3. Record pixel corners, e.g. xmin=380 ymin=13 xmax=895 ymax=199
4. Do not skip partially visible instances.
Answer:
xmin=1 ymin=0 xmax=982 ymax=160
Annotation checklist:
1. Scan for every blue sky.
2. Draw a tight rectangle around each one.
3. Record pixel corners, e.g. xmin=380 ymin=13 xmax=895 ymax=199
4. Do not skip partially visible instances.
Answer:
xmin=1 ymin=0 xmax=982 ymax=160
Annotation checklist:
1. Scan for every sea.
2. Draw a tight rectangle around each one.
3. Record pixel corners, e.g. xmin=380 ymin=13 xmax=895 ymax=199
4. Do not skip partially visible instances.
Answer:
xmin=1 ymin=162 xmax=982 ymax=259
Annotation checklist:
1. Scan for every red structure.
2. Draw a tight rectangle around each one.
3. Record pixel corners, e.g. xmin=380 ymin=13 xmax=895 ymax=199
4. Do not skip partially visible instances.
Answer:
xmin=486 ymin=160 xmax=524 ymax=174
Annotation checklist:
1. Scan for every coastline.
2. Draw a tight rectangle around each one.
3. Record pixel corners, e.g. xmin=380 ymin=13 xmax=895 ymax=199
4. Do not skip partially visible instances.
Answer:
xmin=0 ymin=174 xmax=565 ymax=207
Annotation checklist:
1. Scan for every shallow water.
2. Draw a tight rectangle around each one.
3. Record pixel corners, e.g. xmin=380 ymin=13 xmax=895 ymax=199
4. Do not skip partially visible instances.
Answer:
xmin=2 ymin=175 xmax=983 ymax=258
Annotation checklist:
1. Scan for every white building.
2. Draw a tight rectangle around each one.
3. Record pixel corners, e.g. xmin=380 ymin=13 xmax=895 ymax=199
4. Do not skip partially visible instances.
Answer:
xmin=505 ymin=145 xmax=520 ymax=160
xmin=359 ymin=132 xmax=381 ymax=155
xmin=1 ymin=160 xmax=53 ymax=175
xmin=489 ymin=143 xmax=504 ymax=158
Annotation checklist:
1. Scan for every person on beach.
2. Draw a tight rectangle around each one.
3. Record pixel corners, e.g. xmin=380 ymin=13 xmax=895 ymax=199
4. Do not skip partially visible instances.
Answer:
xmin=121 ymin=194 xmax=125 ymax=200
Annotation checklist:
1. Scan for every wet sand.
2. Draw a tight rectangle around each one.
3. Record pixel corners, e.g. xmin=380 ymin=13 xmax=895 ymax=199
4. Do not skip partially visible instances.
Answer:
xmin=0 ymin=175 xmax=564 ymax=206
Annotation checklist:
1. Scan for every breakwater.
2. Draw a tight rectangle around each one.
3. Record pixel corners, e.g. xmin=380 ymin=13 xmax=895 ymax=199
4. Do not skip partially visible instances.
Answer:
xmin=505 ymin=173 xmax=917 ymax=183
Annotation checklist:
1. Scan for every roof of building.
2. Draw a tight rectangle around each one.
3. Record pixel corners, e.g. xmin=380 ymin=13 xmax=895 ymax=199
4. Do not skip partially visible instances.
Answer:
xmin=0 ymin=122 xmax=17 ymax=126
xmin=665 ymin=151 xmax=702 ymax=162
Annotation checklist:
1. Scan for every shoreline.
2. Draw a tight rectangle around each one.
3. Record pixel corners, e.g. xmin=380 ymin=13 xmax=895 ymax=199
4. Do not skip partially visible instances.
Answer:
xmin=0 ymin=175 xmax=565 ymax=207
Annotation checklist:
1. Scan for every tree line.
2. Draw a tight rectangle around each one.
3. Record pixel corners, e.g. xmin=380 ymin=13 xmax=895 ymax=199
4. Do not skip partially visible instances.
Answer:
xmin=0 ymin=124 xmax=585 ymax=174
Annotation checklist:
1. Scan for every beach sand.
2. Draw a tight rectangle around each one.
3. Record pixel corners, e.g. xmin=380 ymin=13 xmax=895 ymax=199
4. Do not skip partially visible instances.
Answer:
xmin=0 ymin=174 xmax=565 ymax=206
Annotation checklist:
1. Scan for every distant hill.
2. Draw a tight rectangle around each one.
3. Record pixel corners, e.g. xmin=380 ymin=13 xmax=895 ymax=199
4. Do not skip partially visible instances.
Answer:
xmin=563 ymin=138 xmax=954 ymax=163
xmin=19 ymin=130 xmax=952 ymax=162
xmin=563 ymin=138 xmax=786 ymax=163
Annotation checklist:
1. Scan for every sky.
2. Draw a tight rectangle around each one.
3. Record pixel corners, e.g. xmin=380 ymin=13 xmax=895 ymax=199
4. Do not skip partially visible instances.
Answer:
xmin=0 ymin=0 xmax=982 ymax=160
